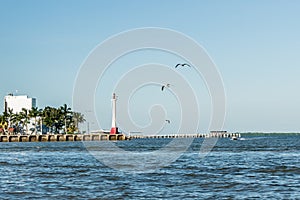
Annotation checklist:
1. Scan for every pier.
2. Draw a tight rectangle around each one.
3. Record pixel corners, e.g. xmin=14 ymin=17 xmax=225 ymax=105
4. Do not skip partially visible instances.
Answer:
xmin=0 ymin=133 xmax=128 ymax=142
xmin=0 ymin=131 xmax=240 ymax=143
xmin=129 ymin=132 xmax=241 ymax=139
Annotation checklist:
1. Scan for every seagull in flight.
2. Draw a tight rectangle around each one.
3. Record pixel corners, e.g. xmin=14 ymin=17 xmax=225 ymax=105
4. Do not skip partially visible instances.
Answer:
xmin=161 ymin=83 xmax=171 ymax=91
xmin=175 ymin=63 xmax=191 ymax=68
xmin=165 ymin=119 xmax=170 ymax=123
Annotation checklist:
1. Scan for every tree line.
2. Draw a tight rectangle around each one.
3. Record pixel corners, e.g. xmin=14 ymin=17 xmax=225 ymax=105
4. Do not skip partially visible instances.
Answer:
xmin=0 ymin=104 xmax=85 ymax=135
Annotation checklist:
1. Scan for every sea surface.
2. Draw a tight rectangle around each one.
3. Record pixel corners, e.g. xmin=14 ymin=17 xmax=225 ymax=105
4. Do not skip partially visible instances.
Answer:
xmin=1 ymin=134 xmax=300 ymax=199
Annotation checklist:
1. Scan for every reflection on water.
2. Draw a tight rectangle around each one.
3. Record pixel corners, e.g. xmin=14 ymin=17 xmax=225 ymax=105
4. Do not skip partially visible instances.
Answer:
xmin=0 ymin=135 xmax=300 ymax=199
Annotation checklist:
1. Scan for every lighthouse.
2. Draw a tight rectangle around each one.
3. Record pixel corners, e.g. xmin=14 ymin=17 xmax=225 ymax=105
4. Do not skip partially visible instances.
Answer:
xmin=110 ymin=93 xmax=118 ymax=134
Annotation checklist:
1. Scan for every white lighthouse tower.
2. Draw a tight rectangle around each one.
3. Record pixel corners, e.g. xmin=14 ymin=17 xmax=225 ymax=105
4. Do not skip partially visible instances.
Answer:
xmin=110 ymin=93 xmax=118 ymax=134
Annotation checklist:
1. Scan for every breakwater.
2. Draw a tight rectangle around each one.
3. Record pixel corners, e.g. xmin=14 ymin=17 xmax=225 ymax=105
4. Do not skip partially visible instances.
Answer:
xmin=0 ymin=133 xmax=128 ymax=142
xmin=130 ymin=132 xmax=241 ymax=139
xmin=0 ymin=131 xmax=240 ymax=142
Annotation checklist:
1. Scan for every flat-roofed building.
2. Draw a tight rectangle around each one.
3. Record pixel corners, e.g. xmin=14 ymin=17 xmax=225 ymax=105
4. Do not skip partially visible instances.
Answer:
xmin=4 ymin=94 xmax=36 ymax=114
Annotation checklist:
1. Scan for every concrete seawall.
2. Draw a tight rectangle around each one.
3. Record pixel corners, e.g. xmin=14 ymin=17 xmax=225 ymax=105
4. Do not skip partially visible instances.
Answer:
xmin=0 ymin=132 xmax=241 ymax=142
xmin=0 ymin=133 xmax=128 ymax=142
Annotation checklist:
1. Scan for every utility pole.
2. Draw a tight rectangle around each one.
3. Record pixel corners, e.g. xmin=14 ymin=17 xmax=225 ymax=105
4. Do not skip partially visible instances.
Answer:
xmin=87 ymin=122 xmax=90 ymax=134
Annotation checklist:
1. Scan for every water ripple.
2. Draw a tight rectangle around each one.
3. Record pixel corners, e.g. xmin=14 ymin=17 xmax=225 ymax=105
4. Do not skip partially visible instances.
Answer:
xmin=0 ymin=135 xmax=300 ymax=199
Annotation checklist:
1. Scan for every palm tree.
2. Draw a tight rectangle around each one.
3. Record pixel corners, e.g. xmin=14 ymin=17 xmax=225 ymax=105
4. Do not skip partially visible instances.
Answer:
xmin=43 ymin=106 xmax=56 ymax=133
xmin=29 ymin=107 xmax=42 ymax=134
xmin=41 ymin=106 xmax=49 ymax=125
xmin=8 ymin=109 xmax=20 ymax=134
xmin=6 ymin=108 xmax=14 ymax=129
xmin=42 ymin=106 xmax=65 ymax=134
xmin=60 ymin=104 xmax=71 ymax=134
xmin=0 ymin=114 xmax=7 ymax=134
xmin=37 ymin=108 xmax=45 ymax=134
xmin=72 ymin=112 xmax=85 ymax=133
xmin=19 ymin=108 xmax=30 ymax=134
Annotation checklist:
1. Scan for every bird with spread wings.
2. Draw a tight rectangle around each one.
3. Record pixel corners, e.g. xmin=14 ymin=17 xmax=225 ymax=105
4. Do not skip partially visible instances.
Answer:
xmin=161 ymin=83 xmax=171 ymax=91
xmin=175 ymin=63 xmax=191 ymax=68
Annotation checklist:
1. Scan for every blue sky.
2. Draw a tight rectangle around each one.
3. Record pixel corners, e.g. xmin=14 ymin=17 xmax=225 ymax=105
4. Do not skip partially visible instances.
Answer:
xmin=1 ymin=0 xmax=300 ymax=133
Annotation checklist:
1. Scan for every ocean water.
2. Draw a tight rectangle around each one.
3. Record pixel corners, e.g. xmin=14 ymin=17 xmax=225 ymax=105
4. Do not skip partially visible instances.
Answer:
xmin=0 ymin=134 xmax=300 ymax=199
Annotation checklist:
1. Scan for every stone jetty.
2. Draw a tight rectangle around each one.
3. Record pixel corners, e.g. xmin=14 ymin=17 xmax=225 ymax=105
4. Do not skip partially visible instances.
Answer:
xmin=0 ymin=131 xmax=240 ymax=142
xmin=0 ymin=133 xmax=128 ymax=142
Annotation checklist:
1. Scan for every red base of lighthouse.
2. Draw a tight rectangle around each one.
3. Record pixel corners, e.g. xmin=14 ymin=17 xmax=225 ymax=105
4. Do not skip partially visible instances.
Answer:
xmin=110 ymin=127 xmax=118 ymax=134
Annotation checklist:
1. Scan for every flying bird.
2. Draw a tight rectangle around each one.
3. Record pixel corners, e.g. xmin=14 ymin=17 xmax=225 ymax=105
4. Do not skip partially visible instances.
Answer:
xmin=175 ymin=63 xmax=191 ymax=68
xmin=165 ymin=120 xmax=170 ymax=123
xmin=161 ymin=83 xmax=171 ymax=91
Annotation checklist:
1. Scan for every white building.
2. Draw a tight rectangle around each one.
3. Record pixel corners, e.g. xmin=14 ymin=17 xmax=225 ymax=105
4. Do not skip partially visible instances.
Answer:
xmin=4 ymin=94 xmax=36 ymax=114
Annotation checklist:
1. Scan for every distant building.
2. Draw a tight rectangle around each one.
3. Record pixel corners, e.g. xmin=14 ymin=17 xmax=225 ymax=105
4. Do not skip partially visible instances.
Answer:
xmin=4 ymin=94 xmax=36 ymax=114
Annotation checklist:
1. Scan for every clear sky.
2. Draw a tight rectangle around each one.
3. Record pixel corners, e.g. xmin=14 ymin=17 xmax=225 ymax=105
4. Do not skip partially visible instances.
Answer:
xmin=1 ymin=0 xmax=300 ymax=133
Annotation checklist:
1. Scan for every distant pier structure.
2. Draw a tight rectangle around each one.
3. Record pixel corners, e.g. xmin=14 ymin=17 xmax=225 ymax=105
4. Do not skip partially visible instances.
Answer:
xmin=208 ymin=131 xmax=233 ymax=138
xmin=128 ymin=131 xmax=241 ymax=139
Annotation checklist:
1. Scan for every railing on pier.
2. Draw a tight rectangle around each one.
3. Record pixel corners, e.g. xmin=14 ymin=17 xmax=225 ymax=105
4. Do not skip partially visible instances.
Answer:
xmin=129 ymin=132 xmax=241 ymax=139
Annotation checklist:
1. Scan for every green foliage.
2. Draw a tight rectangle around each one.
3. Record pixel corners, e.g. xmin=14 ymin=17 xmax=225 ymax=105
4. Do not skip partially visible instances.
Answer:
xmin=0 ymin=105 xmax=85 ymax=135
